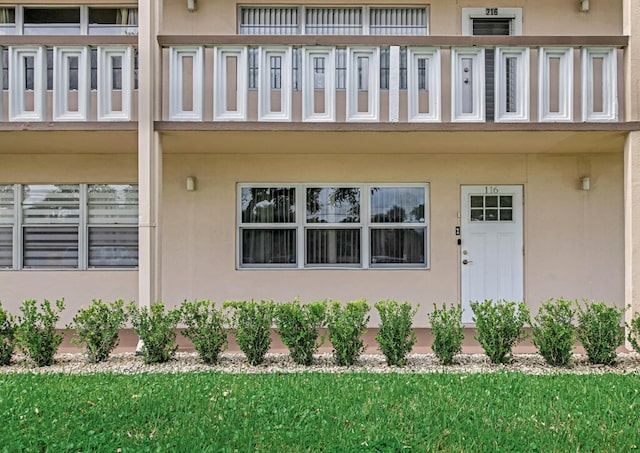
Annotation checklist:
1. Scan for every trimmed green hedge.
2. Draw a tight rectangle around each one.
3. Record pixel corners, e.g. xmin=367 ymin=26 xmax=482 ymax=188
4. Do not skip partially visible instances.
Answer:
xmin=0 ymin=298 xmax=632 ymax=368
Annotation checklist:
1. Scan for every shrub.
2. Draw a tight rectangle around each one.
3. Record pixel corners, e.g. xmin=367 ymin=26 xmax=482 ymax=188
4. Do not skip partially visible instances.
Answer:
xmin=70 ymin=299 xmax=130 ymax=363
xmin=15 ymin=299 xmax=65 ymax=367
xmin=428 ymin=303 xmax=464 ymax=365
xmin=374 ymin=300 xmax=417 ymax=366
xmin=532 ymin=298 xmax=576 ymax=367
xmin=326 ymin=299 xmax=370 ymax=366
xmin=181 ymin=300 xmax=228 ymax=365
xmin=577 ymin=300 xmax=624 ymax=365
xmin=224 ymin=300 xmax=275 ymax=366
xmin=0 ymin=302 xmax=16 ymax=366
xmin=129 ymin=302 xmax=182 ymax=364
xmin=628 ymin=312 xmax=640 ymax=354
xmin=471 ymin=299 xmax=530 ymax=364
xmin=275 ymin=299 xmax=327 ymax=366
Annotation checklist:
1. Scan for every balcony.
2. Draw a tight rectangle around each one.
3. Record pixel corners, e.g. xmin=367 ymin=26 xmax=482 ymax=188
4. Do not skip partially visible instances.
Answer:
xmin=159 ymin=35 xmax=628 ymax=128
xmin=0 ymin=36 xmax=137 ymax=125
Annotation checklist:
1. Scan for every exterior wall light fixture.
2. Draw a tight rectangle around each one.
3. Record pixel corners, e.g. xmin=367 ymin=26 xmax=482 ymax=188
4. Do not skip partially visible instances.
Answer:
xmin=579 ymin=0 xmax=590 ymax=12
xmin=581 ymin=177 xmax=591 ymax=191
xmin=186 ymin=176 xmax=197 ymax=191
xmin=187 ymin=0 xmax=197 ymax=12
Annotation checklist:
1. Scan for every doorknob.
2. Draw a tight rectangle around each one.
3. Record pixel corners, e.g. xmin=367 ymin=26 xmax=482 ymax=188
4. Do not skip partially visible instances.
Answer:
xmin=462 ymin=259 xmax=472 ymax=265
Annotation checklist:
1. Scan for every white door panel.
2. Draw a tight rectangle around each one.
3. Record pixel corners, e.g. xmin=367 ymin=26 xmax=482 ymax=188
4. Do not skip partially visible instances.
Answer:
xmin=461 ymin=185 xmax=523 ymax=323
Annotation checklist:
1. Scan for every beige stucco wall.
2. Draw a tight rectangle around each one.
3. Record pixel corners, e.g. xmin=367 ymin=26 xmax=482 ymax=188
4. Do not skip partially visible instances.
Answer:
xmin=160 ymin=149 xmax=624 ymax=328
xmin=161 ymin=0 xmax=622 ymax=36
xmin=0 ymin=153 xmax=139 ymax=325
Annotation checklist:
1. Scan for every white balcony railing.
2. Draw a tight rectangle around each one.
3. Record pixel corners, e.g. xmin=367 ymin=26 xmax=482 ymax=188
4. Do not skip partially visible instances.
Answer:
xmin=0 ymin=44 xmax=136 ymax=122
xmin=162 ymin=42 xmax=623 ymax=124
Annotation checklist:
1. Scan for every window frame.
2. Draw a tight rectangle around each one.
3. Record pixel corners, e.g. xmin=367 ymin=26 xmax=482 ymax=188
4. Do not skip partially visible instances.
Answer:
xmin=0 ymin=183 xmax=138 ymax=271
xmin=237 ymin=182 xmax=430 ymax=270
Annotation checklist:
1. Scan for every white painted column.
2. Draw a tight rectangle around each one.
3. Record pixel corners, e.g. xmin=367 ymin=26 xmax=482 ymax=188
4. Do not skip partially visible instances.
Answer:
xmin=624 ymin=0 xmax=640 ymax=347
xmin=137 ymin=0 xmax=162 ymax=322
xmin=388 ymin=46 xmax=400 ymax=123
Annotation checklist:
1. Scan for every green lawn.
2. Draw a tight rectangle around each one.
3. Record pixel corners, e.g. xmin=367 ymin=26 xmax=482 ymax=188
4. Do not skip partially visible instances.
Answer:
xmin=1 ymin=372 xmax=639 ymax=451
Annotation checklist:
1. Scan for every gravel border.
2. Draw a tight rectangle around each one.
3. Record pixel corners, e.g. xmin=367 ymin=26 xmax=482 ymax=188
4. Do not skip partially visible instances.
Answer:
xmin=2 ymin=352 xmax=640 ymax=375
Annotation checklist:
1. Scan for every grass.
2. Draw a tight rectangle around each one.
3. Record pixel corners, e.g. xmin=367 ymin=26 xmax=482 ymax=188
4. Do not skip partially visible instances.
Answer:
xmin=0 ymin=372 xmax=639 ymax=451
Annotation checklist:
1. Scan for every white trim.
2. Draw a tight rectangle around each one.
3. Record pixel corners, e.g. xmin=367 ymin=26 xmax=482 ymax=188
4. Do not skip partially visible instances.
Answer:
xmin=14 ymin=6 xmax=23 ymax=36
xmin=169 ymin=46 xmax=204 ymax=121
xmin=78 ymin=183 xmax=87 ymax=269
xmin=538 ymin=47 xmax=573 ymax=122
xmin=407 ymin=47 xmax=441 ymax=122
xmin=461 ymin=7 xmax=522 ymax=36
xmin=97 ymin=46 xmax=132 ymax=121
xmin=258 ymin=46 xmax=292 ymax=122
xmin=494 ymin=47 xmax=530 ymax=123
xmin=451 ymin=48 xmax=485 ymax=122
xmin=302 ymin=47 xmax=336 ymax=122
xmin=53 ymin=46 xmax=90 ymax=121
xmin=79 ymin=6 xmax=89 ymax=35
xmin=9 ymin=45 xmax=46 ymax=122
xmin=346 ymin=46 xmax=379 ymax=122
xmin=581 ymin=47 xmax=617 ymax=122
xmin=214 ymin=46 xmax=248 ymax=121
xmin=388 ymin=45 xmax=400 ymax=123
xmin=13 ymin=184 xmax=21 ymax=270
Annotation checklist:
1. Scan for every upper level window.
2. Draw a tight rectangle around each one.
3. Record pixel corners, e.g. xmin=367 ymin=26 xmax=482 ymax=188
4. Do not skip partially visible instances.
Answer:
xmin=370 ymin=7 xmax=427 ymax=36
xmin=24 ymin=7 xmax=81 ymax=35
xmin=305 ymin=8 xmax=363 ymax=35
xmin=3 ymin=5 xmax=137 ymax=36
xmin=239 ymin=7 xmax=299 ymax=35
xmin=239 ymin=5 xmax=428 ymax=36
xmin=89 ymin=8 xmax=138 ymax=35
xmin=0 ymin=8 xmax=16 ymax=35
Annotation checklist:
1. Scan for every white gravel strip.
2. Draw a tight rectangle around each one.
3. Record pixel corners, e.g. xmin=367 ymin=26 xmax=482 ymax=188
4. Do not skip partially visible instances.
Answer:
xmin=2 ymin=351 xmax=640 ymax=375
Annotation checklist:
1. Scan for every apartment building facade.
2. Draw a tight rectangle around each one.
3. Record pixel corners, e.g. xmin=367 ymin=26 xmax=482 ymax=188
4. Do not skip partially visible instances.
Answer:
xmin=0 ymin=0 xmax=639 ymax=334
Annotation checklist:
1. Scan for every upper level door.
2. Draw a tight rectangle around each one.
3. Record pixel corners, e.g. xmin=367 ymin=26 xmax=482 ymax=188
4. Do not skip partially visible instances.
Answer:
xmin=462 ymin=8 xmax=522 ymax=122
xmin=460 ymin=185 xmax=523 ymax=323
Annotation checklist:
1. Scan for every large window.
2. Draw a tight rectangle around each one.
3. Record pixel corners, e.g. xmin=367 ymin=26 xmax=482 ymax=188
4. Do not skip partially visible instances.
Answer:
xmin=0 ymin=5 xmax=137 ymax=36
xmin=0 ymin=184 xmax=138 ymax=270
xmin=238 ymin=184 xmax=428 ymax=269
xmin=239 ymin=6 xmax=428 ymax=36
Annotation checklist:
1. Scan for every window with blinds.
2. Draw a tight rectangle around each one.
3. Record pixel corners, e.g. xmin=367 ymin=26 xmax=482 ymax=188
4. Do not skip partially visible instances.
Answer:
xmin=0 ymin=183 xmax=138 ymax=270
xmin=370 ymin=7 xmax=427 ymax=36
xmin=88 ymin=184 xmax=138 ymax=268
xmin=240 ymin=187 xmax=297 ymax=266
xmin=239 ymin=6 xmax=429 ymax=36
xmin=239 ymin=183 xmax=429 ymax=269
xmin=22 ymin=185 xmax=80 ymax=268
xmin=0 ymin=185 xmax=13 ymax=268
xmin=306 ymin=187 xmax=361 ymax=265
xmin=370 ymin=187 xmax=426 ymax=266
xmin=239 ymin=7 xmax=299 ymax=35
xmin=305 ymin=8 xmax=362 ymax=35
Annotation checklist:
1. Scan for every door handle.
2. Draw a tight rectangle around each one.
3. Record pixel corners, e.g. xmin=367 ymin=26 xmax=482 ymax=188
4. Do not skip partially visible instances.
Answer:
xmin=462 ymin=259 xmax=472 ymax=265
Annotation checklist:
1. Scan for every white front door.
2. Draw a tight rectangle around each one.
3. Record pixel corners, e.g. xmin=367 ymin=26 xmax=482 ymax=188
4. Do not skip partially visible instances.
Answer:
xmin=460 ymin=185 xmax=523 ymax=323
